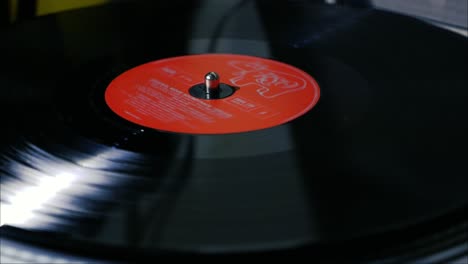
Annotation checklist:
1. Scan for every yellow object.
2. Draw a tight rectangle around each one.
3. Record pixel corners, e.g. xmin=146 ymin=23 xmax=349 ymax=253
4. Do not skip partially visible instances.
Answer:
xmin=9 ymin=0 xmax=18 ymax=22
xmin=8 ymin=0 xmax=110 ymax=22
xmin=37 ymin=0 xmax=110 ymax=16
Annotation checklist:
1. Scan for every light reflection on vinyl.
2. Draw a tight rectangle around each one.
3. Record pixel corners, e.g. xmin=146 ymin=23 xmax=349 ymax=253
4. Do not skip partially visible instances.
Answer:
xmin=0 ymin=238 xmax=106 ymax=263
xmin=1 ymin=172 xmax=77 ymax=227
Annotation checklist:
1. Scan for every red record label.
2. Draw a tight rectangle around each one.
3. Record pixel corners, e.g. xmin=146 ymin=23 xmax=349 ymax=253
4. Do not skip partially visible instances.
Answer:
xmin=105 ymin=54 xmax=320 ymax=134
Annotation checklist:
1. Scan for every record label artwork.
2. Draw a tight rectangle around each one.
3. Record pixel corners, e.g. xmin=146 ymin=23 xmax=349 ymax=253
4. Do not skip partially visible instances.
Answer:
xmin=105 ymin=54 xmax=320 ymax=134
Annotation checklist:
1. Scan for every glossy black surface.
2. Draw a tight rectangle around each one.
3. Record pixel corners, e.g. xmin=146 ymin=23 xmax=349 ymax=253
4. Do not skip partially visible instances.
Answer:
xmin=0 ymin=0 xmax=467 ymax=258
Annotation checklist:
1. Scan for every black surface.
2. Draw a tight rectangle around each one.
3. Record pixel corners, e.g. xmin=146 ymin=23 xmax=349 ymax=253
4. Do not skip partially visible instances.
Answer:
xmin=16 ymin=0 xmax=37 ymax=21
xmin=0 ymin=1 xmax=9 ymax=27
xmin=189 ymin=83 xmax=237 ymax=99
xmin=0 ymin=0 xmax=467 ymax=260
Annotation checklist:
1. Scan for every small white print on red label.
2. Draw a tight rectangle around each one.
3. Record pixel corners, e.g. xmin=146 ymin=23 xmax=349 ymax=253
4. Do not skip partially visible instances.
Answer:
xmin=105 ymin=54 xmax=320 ymax=134
xmin=228 ymin=60 xmax=308 ymax=98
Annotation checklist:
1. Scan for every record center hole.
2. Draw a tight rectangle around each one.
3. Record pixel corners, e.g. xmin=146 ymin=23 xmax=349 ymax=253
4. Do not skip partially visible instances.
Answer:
xmin=189 ymin=72 xmax=238 ymax=100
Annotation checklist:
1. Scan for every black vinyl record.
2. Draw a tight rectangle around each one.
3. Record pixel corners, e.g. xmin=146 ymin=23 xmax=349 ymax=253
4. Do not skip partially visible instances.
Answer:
xmin=0 ymin=0 xmax=467 ymax=262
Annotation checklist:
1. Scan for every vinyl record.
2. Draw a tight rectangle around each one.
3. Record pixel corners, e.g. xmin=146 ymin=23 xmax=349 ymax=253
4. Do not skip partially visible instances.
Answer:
xmin=0 ymin=0 xmax=467 ymax=261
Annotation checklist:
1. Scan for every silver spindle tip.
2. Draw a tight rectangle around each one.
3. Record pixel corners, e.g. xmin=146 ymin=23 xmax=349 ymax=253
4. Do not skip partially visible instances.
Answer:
xmin=205 ymin=72 xmax=220 ymax=93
